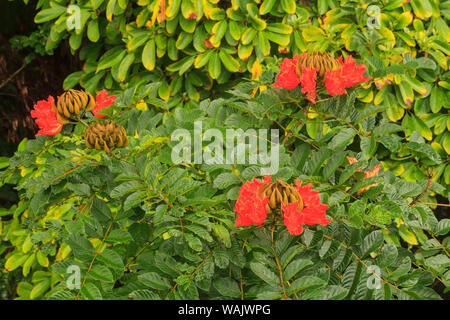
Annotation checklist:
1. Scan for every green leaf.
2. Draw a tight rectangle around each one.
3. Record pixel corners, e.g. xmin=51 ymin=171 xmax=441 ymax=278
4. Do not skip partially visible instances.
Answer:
xmin=406 ymin=141 xmax=441 ymax=164
xmin=66 ymin=234 xmax=95 ymax=261
xmin=290 ymin=143 xmax=311 ymax=171
xmin=127 ymin=31 xmax=150 ymax=51
xmin=81 ymin=283 xmax=102 ymax=300
xmin=5 ymin=253 xmax=29 ymax=272
xmin=129 ymin=290 xmax=160 ymax=300
xmin=106 ymin=229 xmax=133 ymax=243
xmin=321 ymin=150 xmax=345 ymax=182
xmin=404 ymin=287 xmax=442 ymax=300
xmin=341 ymin=261 xmax=362 ymax=294
xmin=213 ymin=173 xmax=240 ymax=189
xmin=389 ymin=257 xmax=411 ymax=280
xmin=249 ymin=262 xmax=279 ymax=286
xmin=213 ymin=278 xmax=241 ymax=298
xmin=142 ymin=39 xmax=156 ymax=71
xmin=219 ymin=51 xmax=240 ymax=72
xmin=63 ymin=71 xmax=83 ymax=90
xmin=97 ymin=48 xmax=126 ymax=72
xmin=316 ymin=285 xmax=349 ymax=300
xmin=348 ymin=200 xmax=365 ymax=218
xmin=87 ymin=20 xmax=100 ymax=42
xmin=339 ymin=160 xmax=365 ymax=185
xmin=360 ymin=136 xmax=377 ymax=158
xmin=329 ymin=128 xmax=357 ymax=150
xmin=97 ymin=249 xmax=124 ymax=269
xmin=286 ymin=276 xmax=326 ymax=295
xmin=184 ymin=233 xmax=203 ymax=251
xmin=213 ymin=224 xmax=231 ymax=248
xmin=430 ymin=86 xmax=445 ymax=113
xmin=30 ymin=279 xmax=51 ymax=300
xmin=67 ymin=183 xmax=91 ymax=197
xmin=69 ymin=31 xmax=83 ymax=51
xmin=89 ymin=265 xmax=114 ymax=282
xmin=139 ymin=272 xmax=172 ymax=290
xmin=306 ymin=148 xmax=332 ymax=176
xmin=184 ymin=225 xmax=213 ymax=242
xmin=34 ymin=5 xmax=66 ymax=23
xmin=118 ymin=53 xmax=135 ymax=82
xmin=434 ymin=219 xmax=450 ymax=236
xmin=208 ymin=51 xmax=221 ymax=79
xmin=91 ymin=198 xmax=112 ymax=221
xmin=376 ymin=244 xmax=398 ymax=268
xmin=284 ymin=259 xmax=313 ymax=281
xmin=110 ymin=181 xmax=144 ymax=198
xmin=361 ymin=230 xmax=384 ymax=258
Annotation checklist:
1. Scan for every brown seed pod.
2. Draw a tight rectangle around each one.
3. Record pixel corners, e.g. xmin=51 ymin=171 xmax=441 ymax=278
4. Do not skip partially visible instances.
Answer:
xmin=54 ymin=89 xmax=96 ymax=124
xmin=295 ymin=52 xmax=341 ymax=78
xmin=259 ymin=179 xmax=304 ymax=214
xmin=84 ymin=120 xmax=128 ymax=153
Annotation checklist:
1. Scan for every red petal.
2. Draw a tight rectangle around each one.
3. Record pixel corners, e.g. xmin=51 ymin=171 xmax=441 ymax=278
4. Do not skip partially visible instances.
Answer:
xmin=299 ymin=66 xmax=318 ymax=104
xmin=282 ymin=202 xmax=305 ymax=235
xmin=234 ymin=176 xmax=270 ymax=227
xmin=325 ymin=69 xmax=347 ymax=96
xmin=273 ymin=56 xmax=301 ymax=90
xmin=282 ymin=182 xmax=331 ymax=235
xmin=31 ymin=96 xmax=62 ymax=136
xmin=92 ymin=89 xmax=116 ymax=118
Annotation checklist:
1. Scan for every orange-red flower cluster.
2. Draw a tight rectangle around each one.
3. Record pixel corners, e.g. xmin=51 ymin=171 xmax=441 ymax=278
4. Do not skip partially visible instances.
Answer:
xmin=92 ymin=90 xmax=117 ymax=119
xmin=273 ymin=53 xmax=370 ymax=104
xmin=31 ymin=90 xmax=116 ymax=136
xmin=234 ymin=176 xmax=331 ymax=235
xmin=30 ymin=96 xmax=63 ymax=136
xmin=347 ymin=157 xmax=382 ymax=193
xmin=272 ymin=56 xmax=301 ymax=90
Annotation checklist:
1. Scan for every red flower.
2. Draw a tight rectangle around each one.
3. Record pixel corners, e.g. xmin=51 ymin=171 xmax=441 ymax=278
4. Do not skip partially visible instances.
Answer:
xmin=346 ymin=157 xmax=382 ymax=193
xmin=273 ymin=55 xmax=300 ymax=90
xmin=234 ymin=176 xmax=270 ymax=227
xmin=30 ymin=96 xmax=63 ymax=136
xmin=273 ymin=53 xmax=371 ymax=102
xmin=346 ymin=156 xmax=358 ymax=166
xmin=339 ymin=56 xmax=371 ymax=87
xmin=361 ymin=164 xmax=382 ymax=192
xmin=325 ymin=56 xmax=371 ymax=96
xmin=234 ymin=176 xmax=331 ymax=235
xmin=282 ymin=181 xmax=330 ymax=235
xmin=299 ymin=66 xmax=319 ymax=104
xmin=92 ymin=89 xmax=116 ymax=118
xmin=325 ymin=68 xmax=347 ymax=95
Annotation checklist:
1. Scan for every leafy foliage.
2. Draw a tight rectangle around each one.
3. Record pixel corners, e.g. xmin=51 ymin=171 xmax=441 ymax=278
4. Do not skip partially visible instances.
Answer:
xmin=1 ymin=0 xmax=449 ymax=300
xmin=1 ymin=80 xmax=448 ymax=300
xmin=13 ymin=0 xmax=447 ymax=187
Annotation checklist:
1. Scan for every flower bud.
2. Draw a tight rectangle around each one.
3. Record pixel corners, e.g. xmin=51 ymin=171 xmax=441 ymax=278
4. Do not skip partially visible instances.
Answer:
xmin=259 ymin=179 xmax=304 ymax=214
xmin=54 ymin=89 xmax=95 ymax=124
xmin=295 ymin=52 xmax=341 ymax=78
xmin=84 ymin=121 xmax=128 ymax=153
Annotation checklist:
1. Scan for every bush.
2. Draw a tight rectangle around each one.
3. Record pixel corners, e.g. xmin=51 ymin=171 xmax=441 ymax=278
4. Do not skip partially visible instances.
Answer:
xmin=23 ymin=0 xmax=450 ymax=187
xmin=0 ymin=0 xmax=449 ymax=300
xmin=1 ymin=79 xmax=449 ymax=300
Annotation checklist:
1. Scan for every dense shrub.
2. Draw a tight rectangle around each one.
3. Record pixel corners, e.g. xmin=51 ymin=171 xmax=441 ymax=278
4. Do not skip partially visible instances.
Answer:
xmin=0 ymin=0 xmax=449 ymax=300
xmin=1 ymin=79 xmax=449 ymax=299
xmin=20 ymin=0 xmax=449 ymax=188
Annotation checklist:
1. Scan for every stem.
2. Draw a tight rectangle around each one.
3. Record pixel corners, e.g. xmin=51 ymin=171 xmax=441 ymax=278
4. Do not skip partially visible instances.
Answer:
xmin=77 ymin=118 xmax=90 ymax=127
xmin=0 ymin=62 xmax=27 ymax=89
xmin=271 ymin=225 xmax=288 ymax=299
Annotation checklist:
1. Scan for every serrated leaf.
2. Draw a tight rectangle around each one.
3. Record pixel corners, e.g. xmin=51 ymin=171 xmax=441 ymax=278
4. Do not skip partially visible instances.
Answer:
xmin=361 ymin=230 xmax=384 ymax=258
xmin=284 ymin=259 xmax=313 ymax=281
xmin=213 ymin=278 xmax=241 ymax=298
xmin=249 ymin=262 xmax=279 ymax=286
xmin=138 ymin=272 xmax=172 ymax=290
